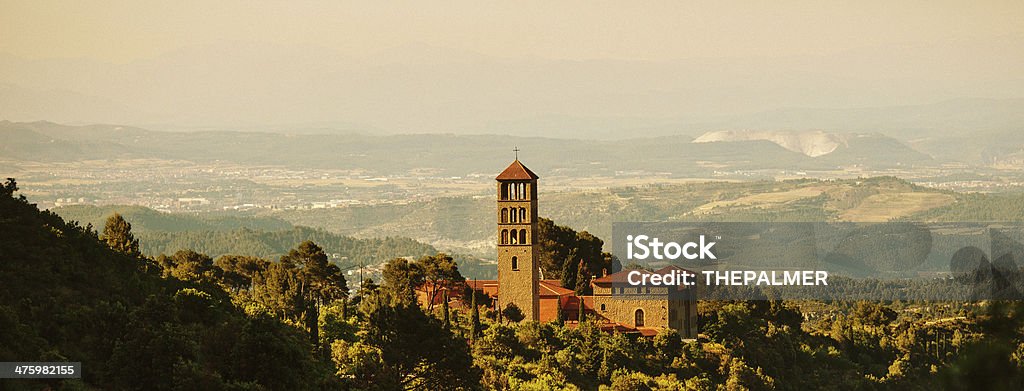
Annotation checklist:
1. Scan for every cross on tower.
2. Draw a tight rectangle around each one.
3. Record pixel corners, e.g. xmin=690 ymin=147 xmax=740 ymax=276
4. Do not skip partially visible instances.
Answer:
xmin=513 ymin=146 xmax=520 ymax=160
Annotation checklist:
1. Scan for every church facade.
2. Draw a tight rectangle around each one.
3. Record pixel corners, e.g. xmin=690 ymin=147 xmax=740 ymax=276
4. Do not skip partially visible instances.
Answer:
xmin=418 ymin=158 xmax=698 ymax=338
xmin=488 ymin=158 xmax=698 ymax=338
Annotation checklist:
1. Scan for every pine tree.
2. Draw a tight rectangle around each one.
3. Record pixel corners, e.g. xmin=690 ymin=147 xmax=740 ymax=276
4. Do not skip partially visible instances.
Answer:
xmin=101 ymin=213 xmax=141 ymax=258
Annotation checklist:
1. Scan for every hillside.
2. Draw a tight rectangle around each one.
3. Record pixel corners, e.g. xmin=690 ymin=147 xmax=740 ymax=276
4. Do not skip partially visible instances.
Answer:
xmin=52 ymin=205 xmax=440 ymax=264
xmin=0 ymin=120 xmax=963 ymax=178
xmin=258 ymin=177 xmax=971 ymax=257
xmin=51 ymin=178 xmax=1020 ymax=262
xmin=0 ymin=179 xmax=330 ymax=389
xmin=52 ymin=204 xmax=293 ymax=233
xmin=140 ymin=227 xmax=438 ymax=265
xmin=693 ymin=130 xmax=931 ymax=166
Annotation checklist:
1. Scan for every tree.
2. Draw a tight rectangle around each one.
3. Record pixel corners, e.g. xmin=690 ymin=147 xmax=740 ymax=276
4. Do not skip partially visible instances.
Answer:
xmin=252 ymin=262 xmax=304 ymax=320
xmin=1 ymin=178 xmax=25 ymax=203
xmin=537 ymin=217 xmax=578 ymax=279
xmin=503 ymin=303 xmax=525 ymax=324
xmin=358 ymin=290 xmax=481 ymax=389
xmin=157 ymin=249 xmax=219 ymax=283
xmin=575 ymin=258 xmax=590 ymax=295
xmin=537 ymin=217 xmax=610 ymax=288
xmin=214 ymin=255 xmax=270 ymax=293
xmin=417 ymin=253 xmax=464 ymax=312
xmin=280 ymin=241 xmax=348 ymax=345
xmin=100 ymin=213 xmax=141 ymax=258
xmin=382 ymin=257 xmax=424 ymax=305
xmin=578 ymin=296 xmax=586 ymax=322
xmin=651 ymin=329 xmax=683 ymax=367
xmin=331 ymin=339 xmax=397 ymax=390
xmin=561 ymin=249 xmax=580 ymax=291
xmin=471 ymin=285 xmax=482 ymax=341
xmin=556 ymin=300 xmax=566 ymax=325
xmin=724 ymin=358 xmax=776 ymax=391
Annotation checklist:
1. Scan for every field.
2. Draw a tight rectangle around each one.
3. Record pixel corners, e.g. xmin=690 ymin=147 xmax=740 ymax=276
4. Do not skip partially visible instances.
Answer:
xmin=839 ymin=192 xmax=956 ymax=221
xmin=692 ymin=186 xmax=826 ymax=213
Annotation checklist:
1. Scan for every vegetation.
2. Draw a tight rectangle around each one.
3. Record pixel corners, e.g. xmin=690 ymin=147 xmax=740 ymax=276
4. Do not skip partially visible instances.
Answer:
xmin=5 ymin=178 xmax=1024 ymax=389
xmin=262 ymin=177 xmax=959 ymax=256
xmin=912 ymin=193 xmax=1024 ymax=222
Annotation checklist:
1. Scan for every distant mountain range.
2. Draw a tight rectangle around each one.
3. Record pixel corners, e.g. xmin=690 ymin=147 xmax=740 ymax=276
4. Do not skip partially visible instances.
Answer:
xmin=5 ymin=120 xmax=1020 ymax=177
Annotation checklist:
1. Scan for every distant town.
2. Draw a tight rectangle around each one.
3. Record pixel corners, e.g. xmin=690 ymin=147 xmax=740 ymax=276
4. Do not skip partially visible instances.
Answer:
xmin=10 ymin=157 xmax=1024 ymax=213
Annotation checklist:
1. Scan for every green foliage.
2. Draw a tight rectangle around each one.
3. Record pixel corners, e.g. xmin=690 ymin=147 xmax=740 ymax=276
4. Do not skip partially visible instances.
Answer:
xmin=0 ymin=182 xmax=330 ymax=389
xmin=535 ymin=217 xmax=610 ymax=289
xmin=914 ymin=193 xmax=1024 ymax=222
xmin=53 ymin=204 xmax=293 ymax=234
xmin=157 ymin=249 xmax=219 ymax=283
xmin=141 ymin=226 xmax=438 ymax=267
xmin=331 ymin=339 xmax=397 ymax=390
xmin=10 ymin=176 xmax=1024 ymax=390
xmin=100 ymin=212 xmax=142 ymax=258
xmin=356 ymin=291 xmax=481 ymax=389
xmin=941 ymin=302 xmax=1024 ymax=390
xmin=381 ymin=253 xmax=464 ymax=312
xmin=502 ymin=303 xmax=526 ymax=324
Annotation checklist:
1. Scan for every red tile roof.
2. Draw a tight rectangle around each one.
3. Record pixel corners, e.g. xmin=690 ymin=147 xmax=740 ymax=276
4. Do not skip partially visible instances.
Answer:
xmin=592 ymin=268 xmax=648 ymax=284
xmin=539 ymin=280 xmax=575 ymax=296
xmin=466 ymin=280 xmax=497 ymax=290
xmin=592 ymin=265 xmax=697 ymax=284
xmin=496 ymin=160 xmax=539 ymax=180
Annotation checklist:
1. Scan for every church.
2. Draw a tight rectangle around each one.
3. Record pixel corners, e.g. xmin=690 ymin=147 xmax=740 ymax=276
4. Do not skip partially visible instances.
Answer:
xmin=423 ymin=158 xmax=698 ymax=338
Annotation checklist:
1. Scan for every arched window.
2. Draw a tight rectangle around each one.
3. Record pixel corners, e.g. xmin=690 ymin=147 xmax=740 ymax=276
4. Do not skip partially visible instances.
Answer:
xmin=501 ymin=208 xmax=508 ymax=223
xmin=501 ymin=183 xmax=508 ymax=200
xmin=511 ymin=256 xmax=518 ymax=270
xmin=600 ymin=304 xmax=606 ymax=311
xmin=519 ymin=207 xmax=526 ymax=221
xmin=519 ymin=183 xmax=526 ymax=199
xmin=635 ymin=309 xmax=645 ymax=327
xmin=510 ymin=209 xmax=517 ymax=223
xmin=510 ymin=183 xmax=517 ymax=200
xmin=510 ymin=229 xmax=518 ymax=244
xmin=501 ymin=229 xmax=508 ymax=245
xmin=519 ymin=229 xmax=527 ymax=244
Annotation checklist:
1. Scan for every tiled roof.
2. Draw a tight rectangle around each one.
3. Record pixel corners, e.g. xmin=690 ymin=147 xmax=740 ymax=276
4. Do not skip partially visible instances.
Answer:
xmin=496 ymin=160 xmax=539 ymax=180
xmin=592 ymin=268 xmax=649 ymax=284
xmin=592 ymin=265 xmax=697 ymax=284
xmin=539 ymin=280 xmax=575 ymax=296
xmin=466 ymin=280 xmax=498 ymax=290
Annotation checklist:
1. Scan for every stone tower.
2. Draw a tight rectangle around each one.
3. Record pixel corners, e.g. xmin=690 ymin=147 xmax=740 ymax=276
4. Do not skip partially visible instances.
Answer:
xmin=496 ymin=159 xmax=540 ymax=321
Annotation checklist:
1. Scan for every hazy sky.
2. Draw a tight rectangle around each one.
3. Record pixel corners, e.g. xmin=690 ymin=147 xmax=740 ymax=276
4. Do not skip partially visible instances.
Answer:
xmin=4 ymin=0 xmax=1022 ymax=62
xmin=1 ymin=1 xmax=1023 ymax=135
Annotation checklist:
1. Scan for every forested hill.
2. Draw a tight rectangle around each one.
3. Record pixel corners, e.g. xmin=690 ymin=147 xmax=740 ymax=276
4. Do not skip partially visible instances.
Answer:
xmin=5 ymin=178 xmax=1024 ymax=389
xmin=140 ymin=227 xmax=437 ymax=264
xmin=54 ymin=204 xmax=438 ymax=262
xmin=52 ymin=204 xmax=294 ymax=233
xmin=0 ymin=179 xmax=332 ymax=389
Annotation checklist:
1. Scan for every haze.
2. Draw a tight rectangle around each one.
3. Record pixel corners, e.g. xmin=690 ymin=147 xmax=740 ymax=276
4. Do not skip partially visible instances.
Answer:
xmin=2 ymin=0 xmax=1023 ymax=137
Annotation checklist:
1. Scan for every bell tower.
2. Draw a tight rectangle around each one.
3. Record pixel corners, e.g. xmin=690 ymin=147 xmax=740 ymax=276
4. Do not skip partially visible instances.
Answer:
xmin=496 ymin=155 xmax=539 ymax=321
